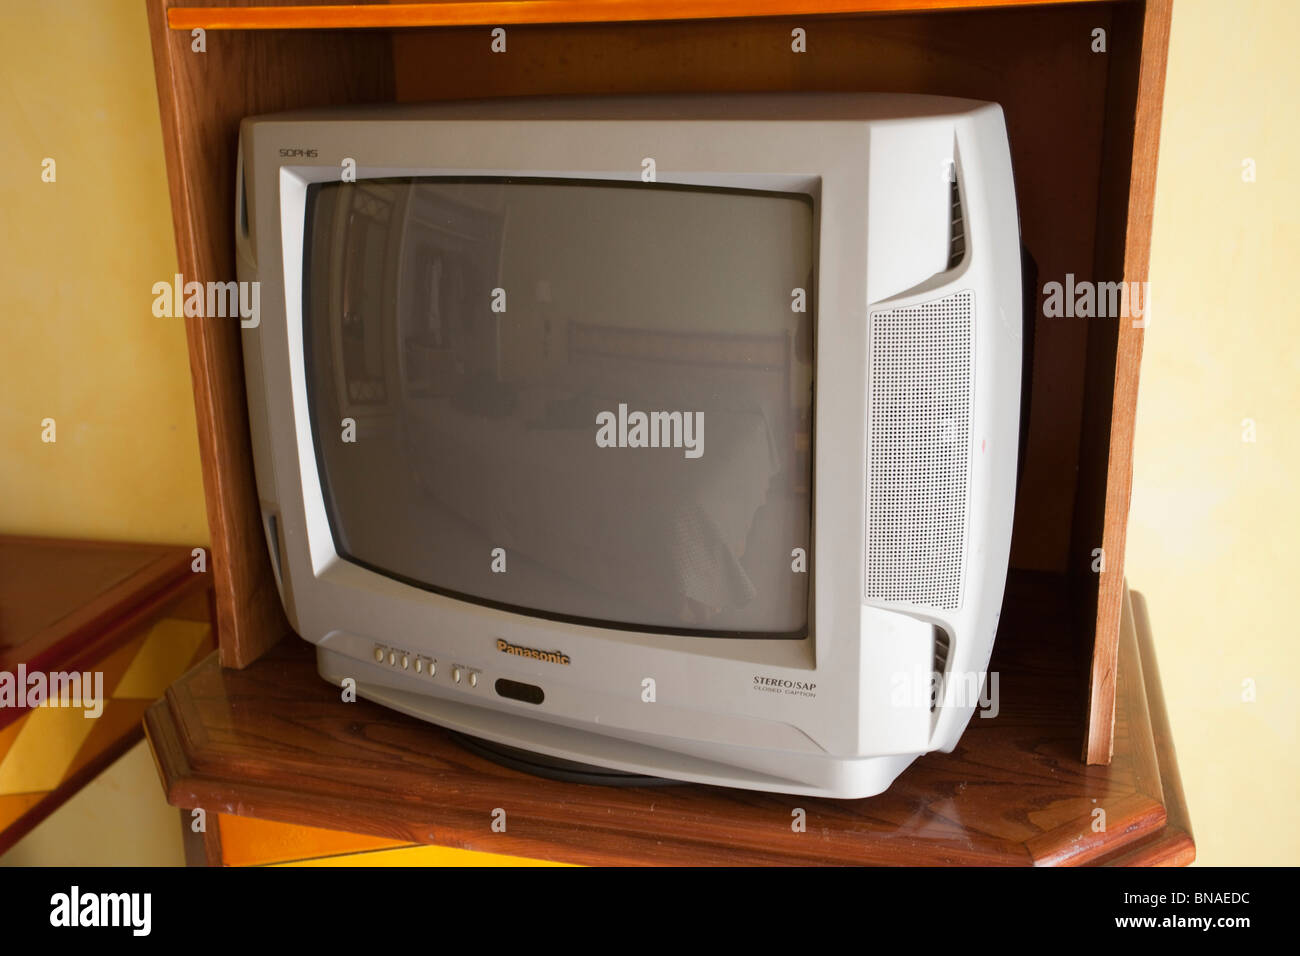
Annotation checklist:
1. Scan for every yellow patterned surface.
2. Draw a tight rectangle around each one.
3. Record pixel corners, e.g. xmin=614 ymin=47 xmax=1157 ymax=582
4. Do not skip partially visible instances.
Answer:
xmin=0 ymin=611 xmax=213 ymax=840
xmin=217 ymin=812 xmax=569 ymax=867
xmin=112 ymin=619 xmax=212 ymax=700
xmin=0 ymin=708 xmax=99 ymax=796
xmin=279 ymin=845 xmax=572 ymax=867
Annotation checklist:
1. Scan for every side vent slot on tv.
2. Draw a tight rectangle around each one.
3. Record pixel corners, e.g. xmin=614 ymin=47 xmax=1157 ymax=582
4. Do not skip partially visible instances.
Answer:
xmin=234 ymin=144 xmax=256 ymax=268
xmin=264 ymin=511 xmax=285 ymax=598
xmin=239 ymin=172 xmax=248 ymax=239
xmin=946 ymin=170 xmax=966 ymax=271
xmin=864 ymin=290 xmax=974 ymax=612
xmin=931 ymin=626 xmax=952 ymax=713
xmin=236 ymin=149 xmax=249 ymax=241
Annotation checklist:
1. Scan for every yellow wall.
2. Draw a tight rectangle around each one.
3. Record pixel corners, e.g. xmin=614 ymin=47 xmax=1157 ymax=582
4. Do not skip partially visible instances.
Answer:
xmin=1129 ymin=0 xmax=1300 ymax=866
xmin=0 ymin=0 xmax=207 ymax=545
xmin=0 ymin=0 xmax=202 ymax=867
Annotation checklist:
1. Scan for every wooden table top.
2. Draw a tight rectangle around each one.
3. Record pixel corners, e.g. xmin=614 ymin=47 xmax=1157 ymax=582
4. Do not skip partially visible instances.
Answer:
xmin=0 ymin=536 xmax=193 ymax=663
xmin=0 ymin=535 xmax=214 ymax=855
xmin=144 ymin=571 xmax=1193 ymax=865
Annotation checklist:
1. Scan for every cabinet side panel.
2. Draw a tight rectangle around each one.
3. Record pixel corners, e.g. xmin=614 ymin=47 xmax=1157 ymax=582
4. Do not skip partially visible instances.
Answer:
xmin=1082 ymin=0 xmax=1172 ymax=764
xmin=145 ymin=0 xmax=394 ymax=666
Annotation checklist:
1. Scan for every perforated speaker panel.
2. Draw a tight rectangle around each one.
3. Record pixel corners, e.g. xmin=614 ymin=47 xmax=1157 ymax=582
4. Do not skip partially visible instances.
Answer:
xmin=865 ymin=290 xmax=974 ymax=611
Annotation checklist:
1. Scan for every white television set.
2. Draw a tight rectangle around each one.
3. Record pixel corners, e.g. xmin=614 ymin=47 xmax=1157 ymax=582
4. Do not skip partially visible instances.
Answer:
xmin=236 ymin=92 xmax=1023 ymax=798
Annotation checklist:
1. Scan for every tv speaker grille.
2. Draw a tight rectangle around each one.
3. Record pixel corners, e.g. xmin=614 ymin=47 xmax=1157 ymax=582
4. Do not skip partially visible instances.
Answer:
xmin=865 ymin=290 xmax=973 ymax=611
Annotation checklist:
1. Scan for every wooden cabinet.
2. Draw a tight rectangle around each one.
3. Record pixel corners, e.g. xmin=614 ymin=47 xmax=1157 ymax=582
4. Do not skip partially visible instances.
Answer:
xmin=143 ymin=0 xmax=1187 ymax=864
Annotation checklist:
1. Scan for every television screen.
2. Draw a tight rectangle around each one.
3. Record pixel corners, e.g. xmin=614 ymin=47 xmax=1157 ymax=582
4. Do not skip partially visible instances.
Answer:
xmin=304 ymin=178 xmax=814 ymax=637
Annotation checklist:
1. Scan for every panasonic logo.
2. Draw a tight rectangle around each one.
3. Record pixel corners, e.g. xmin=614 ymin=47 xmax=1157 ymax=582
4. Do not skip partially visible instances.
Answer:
xmin=496 ymin=639 xmax=570 ymax=666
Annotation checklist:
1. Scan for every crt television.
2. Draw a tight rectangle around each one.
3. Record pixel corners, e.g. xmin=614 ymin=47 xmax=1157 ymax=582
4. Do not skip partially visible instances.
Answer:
xmin=236 ymin=93 xmax=1023 ymax=798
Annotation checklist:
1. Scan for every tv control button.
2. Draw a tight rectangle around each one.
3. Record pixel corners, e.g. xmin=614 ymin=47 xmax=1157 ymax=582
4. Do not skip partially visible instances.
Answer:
xmin=401 ymin=655 xmax=410 ymax=670
xmin=428 ymin=662 xmax=437 ymax=677
xmin=453 ymin=667 xmax=462 ymax=683
xmin=373 ymin=647 xmax=384 ymax=663
xmin=469 ymin=673 xmax=478 ymax=688
xmin=388 ymin=651 xmax=396 ymax=667
xmin=415 ymin=658 xmax=424 ymax=674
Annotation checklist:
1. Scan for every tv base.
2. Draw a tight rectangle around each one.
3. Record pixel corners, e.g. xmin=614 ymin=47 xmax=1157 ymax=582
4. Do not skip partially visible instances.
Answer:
xmin=448 ymin=732 xmax=680 ymax=788
xmin=317 ymin=646 xmax=922 ymax=798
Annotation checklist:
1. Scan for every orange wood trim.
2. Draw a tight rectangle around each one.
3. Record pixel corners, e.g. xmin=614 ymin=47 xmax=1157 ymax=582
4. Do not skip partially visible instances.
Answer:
xmin=1084 ymin=0 xmax=1173 ymax=765
xmin=167 ymin=0 xmax=1107 ymax=31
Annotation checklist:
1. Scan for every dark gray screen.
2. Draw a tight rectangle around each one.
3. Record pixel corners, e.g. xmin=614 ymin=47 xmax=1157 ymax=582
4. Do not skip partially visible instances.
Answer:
xmin=304 ymin=178 xmax=813 ymax=636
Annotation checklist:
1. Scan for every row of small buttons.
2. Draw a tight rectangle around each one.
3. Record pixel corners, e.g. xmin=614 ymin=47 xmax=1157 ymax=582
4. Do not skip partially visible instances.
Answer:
xmin=374 ymin=645 xmax=434 ymax=675
xmin=372 ymin=645 xmax=477 ymax=687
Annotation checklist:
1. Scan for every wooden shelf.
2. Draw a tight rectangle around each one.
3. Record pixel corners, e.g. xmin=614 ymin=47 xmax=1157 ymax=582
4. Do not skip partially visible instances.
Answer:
xmin=166 ymin=0 xmax=1106 ymax=32
xmin=0 ymin=536 xmax=194 ymax=701
xmin=144 ymin=574 xmax=1193 ymax=866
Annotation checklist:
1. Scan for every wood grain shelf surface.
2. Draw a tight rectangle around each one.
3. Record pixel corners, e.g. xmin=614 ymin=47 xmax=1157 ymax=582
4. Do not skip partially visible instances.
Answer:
xmin=166 ymin=0 xmax=1106 ymax=32
xmin=144 ymin=573 xmax=1193 ymax=866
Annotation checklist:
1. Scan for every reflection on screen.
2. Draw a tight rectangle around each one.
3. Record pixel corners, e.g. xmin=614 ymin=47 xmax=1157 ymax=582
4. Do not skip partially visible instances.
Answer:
xmin=304 ymin=178 xmax=814 ymax=637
